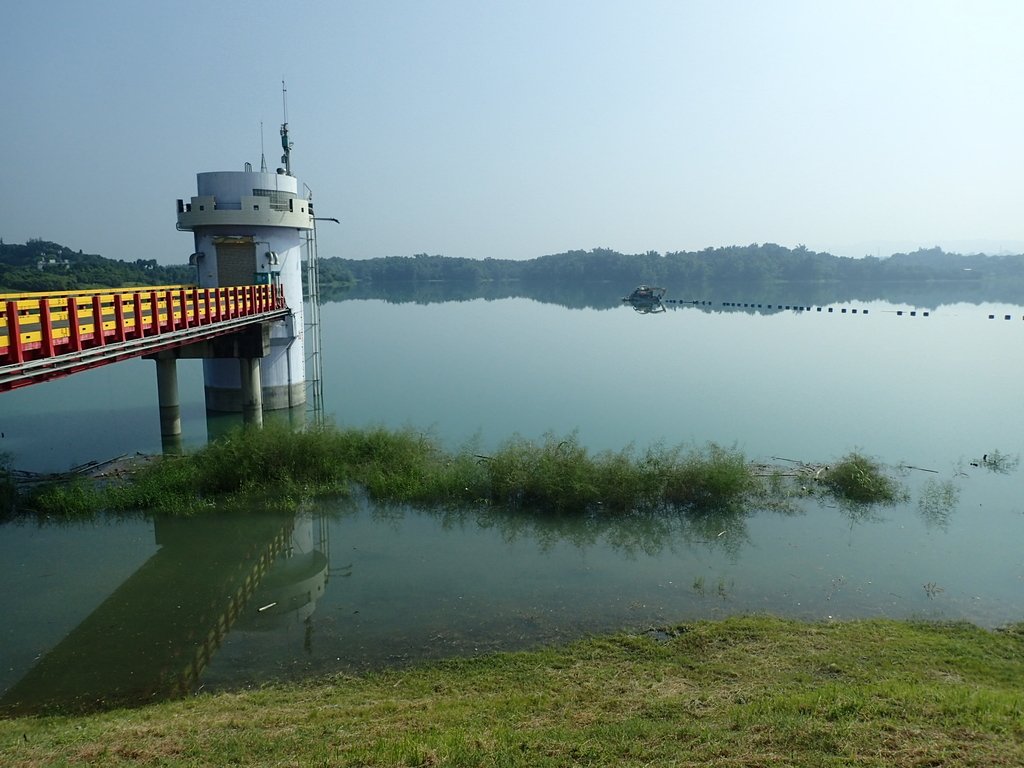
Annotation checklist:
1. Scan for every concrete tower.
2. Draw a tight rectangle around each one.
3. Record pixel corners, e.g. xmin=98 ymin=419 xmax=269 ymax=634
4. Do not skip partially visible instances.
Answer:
xmin=175 ymin=121 xmax=312 ymax=412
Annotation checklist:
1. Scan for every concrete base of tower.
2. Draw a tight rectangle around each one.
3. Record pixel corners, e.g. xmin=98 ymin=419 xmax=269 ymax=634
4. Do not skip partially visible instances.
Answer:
xmin=264 ymin=381 xmax=307 ymax=410
xmin=204 ymin=382 xmax=307 ymax=413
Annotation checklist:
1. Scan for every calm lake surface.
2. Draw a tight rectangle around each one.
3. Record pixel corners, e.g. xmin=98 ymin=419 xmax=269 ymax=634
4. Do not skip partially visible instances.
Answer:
xmin=2 ymin=291 xmax=1023 ymax=712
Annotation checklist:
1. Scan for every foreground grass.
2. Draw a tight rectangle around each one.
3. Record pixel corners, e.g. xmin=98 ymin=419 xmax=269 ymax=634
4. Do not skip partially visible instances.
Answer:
xmin=1 ymin=616 xmax=1021 ymax=767
xmin=11 ymin=425 xmax=900 ymax=519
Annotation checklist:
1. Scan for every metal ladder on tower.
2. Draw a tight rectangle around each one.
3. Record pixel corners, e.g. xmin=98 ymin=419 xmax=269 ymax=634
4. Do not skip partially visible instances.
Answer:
xmin=303 ymin=191 xmax=326 ymax=424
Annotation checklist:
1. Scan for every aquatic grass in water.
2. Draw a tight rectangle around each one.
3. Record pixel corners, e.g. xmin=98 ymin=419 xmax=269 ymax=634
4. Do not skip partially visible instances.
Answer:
xmin=480 ymin=434 xmax=752 ymax=514
xmin=22 ymin=479 xmax=104 ymax=519
xmin=820 ymin=452 xmax=906 ymax=505
xmin=17 ymin=425 xmax=356 ymax=517
xmin=484 ymin=433 xmax=602 ymax=512
xmin=190 ymin=424 xmax=353 ymax=494
xmin=659 ymin=442 xmax=754 ymax=512
xmin=17 ymin=427 xmax=899 ymax=520
xmin=979 ymin=449 xmax=1020 ymax=474
xmin=336 ymin=426 xmax=458 ymax=501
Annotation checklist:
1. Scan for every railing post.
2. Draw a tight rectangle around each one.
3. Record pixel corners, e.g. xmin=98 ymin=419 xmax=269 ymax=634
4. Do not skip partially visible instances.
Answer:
xmin=5 ymin=301 xmax=24 ymax=364
xmin=39 ymin=299 xmax=55 ymax=357
xmin=176 ymin=288 xmax=185 ymax=329
xmin=132 ymin=292 xmax=144 ymax=339
xmin=149 ymin=291 xmax=160 ymax=335
xmin=91 ymin=295 xmax=106 ymax=347
xmin=113 ymin=294 xmax=127 ymax=342
xmin=67 ymin=297 xmax=82 ymax=352
xmin=164 ymin=290 xmax=176 ymax=332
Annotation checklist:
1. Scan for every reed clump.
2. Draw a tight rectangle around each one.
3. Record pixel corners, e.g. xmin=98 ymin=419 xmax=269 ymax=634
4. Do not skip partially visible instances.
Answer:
xmin=17 ymin=429 xmax=912 ymax=519
xmin=18 ymin=426 xmax=757 ymax=518
xmin=820 ymin=451 xmax=905 ymax=504
xmin=452 ymin=433 xmax=753 ymax=514
xmin=24 ymin=425 xmax=358 ymax=517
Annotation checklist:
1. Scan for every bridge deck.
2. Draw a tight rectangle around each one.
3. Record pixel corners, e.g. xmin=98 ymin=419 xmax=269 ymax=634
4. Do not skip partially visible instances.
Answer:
xmin=0 ymin=284 xmax=288 ymax=392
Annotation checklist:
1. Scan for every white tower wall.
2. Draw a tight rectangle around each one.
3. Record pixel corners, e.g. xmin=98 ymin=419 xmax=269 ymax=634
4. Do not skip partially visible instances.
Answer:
xmin=177 ymin=169 xmax=312 ymax=412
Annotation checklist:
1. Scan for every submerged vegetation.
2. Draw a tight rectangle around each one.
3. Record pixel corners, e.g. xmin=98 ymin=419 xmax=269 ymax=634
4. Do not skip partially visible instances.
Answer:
xmin=6 ymin=424 xmax=909 ymax=520
xmin=2 ymin=616 xmax=1022 ymax=766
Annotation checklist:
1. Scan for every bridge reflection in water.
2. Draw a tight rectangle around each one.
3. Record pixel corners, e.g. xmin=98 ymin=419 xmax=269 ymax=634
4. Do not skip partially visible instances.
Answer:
xmin=0 ymin=510 xmax=329 ymax=715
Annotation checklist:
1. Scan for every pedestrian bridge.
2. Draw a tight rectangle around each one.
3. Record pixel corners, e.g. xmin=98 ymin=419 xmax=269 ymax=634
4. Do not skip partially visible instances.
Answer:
xmin=0 ymin=284 xmax=288 ymax=393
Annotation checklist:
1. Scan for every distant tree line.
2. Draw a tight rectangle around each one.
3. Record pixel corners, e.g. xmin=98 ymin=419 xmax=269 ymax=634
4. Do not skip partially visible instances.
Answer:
xmin=5 ymin=239 xmax=1024 ymax=297
xmin=0 ymin=239 xmax=193 ymax=293
xmin=321 ymin=244 xmax=1024 ymax=291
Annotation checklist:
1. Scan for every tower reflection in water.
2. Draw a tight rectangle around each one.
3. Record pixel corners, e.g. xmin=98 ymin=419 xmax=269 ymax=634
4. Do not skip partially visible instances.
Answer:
xmin=0 ymin=509 xmax=330 ymax=715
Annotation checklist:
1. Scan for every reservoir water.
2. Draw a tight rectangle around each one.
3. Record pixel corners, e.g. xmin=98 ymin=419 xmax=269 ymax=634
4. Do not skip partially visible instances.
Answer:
xmin=2 ymin=289 xmax=1023 ymax=712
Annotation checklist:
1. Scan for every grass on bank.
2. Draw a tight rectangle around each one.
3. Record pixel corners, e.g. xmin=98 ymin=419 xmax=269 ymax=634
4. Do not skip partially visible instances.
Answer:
xmin=2 ymin=616 xmax=1022 ymax=767
xmin=8 ymin=425 xmax=903 ymax=519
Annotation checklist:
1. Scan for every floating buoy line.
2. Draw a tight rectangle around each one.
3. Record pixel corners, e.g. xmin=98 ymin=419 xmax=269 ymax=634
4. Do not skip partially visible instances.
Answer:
xmin=642 ymin=298 xmax=1024 ymax=320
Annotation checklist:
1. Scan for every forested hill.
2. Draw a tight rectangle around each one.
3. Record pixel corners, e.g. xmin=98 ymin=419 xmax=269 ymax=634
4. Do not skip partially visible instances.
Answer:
xmin=319 ymin=244 xmax=1024 ymax=290
xmin=4 ymin=239 xmax=1024 ymax=295
xmin=0 ymin=239 xmax=193 ymax=292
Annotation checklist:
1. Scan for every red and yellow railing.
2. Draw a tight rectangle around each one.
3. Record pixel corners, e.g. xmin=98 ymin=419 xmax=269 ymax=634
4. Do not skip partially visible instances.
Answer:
xmin=1 ymin=284 xmax=285 ymax=366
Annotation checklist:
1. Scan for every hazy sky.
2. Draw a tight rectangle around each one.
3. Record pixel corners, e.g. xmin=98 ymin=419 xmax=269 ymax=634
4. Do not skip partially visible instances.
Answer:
xmin=3 ymin=0 xmax=1023 ymax=264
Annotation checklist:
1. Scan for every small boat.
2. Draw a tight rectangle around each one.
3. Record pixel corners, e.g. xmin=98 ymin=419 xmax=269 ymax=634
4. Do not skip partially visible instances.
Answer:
xmin=623 ymin=285 xmax=666 ymax=303
xmin=623 ymin=285 xmax=667 ymax=313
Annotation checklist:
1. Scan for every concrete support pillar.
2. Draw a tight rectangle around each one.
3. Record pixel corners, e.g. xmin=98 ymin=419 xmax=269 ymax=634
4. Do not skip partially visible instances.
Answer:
xmin=156 ymin=357 xmax=181 ymax=428
xmin=155 ymin=357 xmax=183 ymax=455
xmin=240 ymin=357 xmax=263 ymax=427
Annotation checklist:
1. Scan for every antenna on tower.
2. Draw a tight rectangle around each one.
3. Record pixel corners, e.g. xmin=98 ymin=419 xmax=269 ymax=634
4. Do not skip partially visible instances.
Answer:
xmin=280 ymin=79 xmax=292 ymax=176
xmin=259 ymin=122 xmax=268 ymax=172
